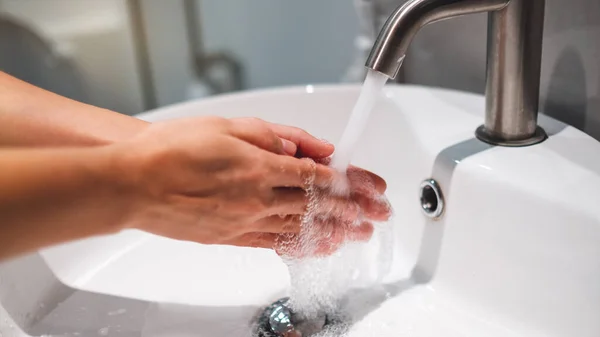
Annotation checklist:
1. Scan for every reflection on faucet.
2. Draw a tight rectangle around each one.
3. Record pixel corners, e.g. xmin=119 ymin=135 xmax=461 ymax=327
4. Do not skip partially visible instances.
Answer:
xmin=543 ymin=47 xmax=588 ymax=132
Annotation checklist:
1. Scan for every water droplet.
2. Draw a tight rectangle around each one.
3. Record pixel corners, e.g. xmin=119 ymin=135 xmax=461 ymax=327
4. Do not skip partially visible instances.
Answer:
xmin=98 ymin=327 xmax=109 ymax=336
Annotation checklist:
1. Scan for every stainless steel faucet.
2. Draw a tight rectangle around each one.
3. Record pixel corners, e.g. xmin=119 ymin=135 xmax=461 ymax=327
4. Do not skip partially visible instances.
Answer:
xmin=366 ymin=0 xmax=547 ymax=146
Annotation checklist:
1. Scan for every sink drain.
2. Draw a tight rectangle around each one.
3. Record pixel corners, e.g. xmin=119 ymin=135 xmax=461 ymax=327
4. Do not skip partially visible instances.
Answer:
xmin=254 ymin=298 xmax=343 ymax=337
xmin=419 ymin=179 xmax=444 ymax=219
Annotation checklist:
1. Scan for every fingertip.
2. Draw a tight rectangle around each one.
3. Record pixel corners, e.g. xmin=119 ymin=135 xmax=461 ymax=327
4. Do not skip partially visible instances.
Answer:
xmin=353 ymin=193 xmax=393 ymax=222
xmin=347 ymin=221 xmax=375 ymax=242
xmin=370 ymin=198 xmax=393 ymax=221
xmin=318 ymin=140 xmax=335 ymax=158
xmin=373 ymin=174 xmax=387 ymax=193
xmin=347 ymin=166 xmax=388 ymax=193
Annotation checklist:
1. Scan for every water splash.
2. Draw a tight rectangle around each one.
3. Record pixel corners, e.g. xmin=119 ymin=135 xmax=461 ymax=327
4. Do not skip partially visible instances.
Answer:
xmin=276 ymin=169 xmax=394 ymax=325
xmin=273 ymin=68 xmax=398 ymax=337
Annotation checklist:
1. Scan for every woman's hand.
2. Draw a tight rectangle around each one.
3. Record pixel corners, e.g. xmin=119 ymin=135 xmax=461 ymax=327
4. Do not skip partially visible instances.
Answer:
xmin=111 ymin=116 xmax=391 ymax=255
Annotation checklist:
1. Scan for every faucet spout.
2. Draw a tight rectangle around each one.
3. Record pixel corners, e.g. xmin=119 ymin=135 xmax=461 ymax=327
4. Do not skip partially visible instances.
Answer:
xmin=367 ymin=0 xmax=547 ymax=147
xmin=366 ymin=0 xmax=509 ymax=79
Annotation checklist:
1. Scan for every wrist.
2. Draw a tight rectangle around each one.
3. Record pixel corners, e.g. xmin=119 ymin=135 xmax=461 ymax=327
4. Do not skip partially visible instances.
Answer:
xmin=95 ymin=108 xmax=150 ymax=144
xmin=99 ymin=138 xmax=157 ymax=233
xmin=92 ymin=145 xmax=143 ymax=234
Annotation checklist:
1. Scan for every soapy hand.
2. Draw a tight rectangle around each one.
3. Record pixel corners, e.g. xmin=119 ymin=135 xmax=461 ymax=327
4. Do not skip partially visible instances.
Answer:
xmin=275 ymin=158 xmax=392 ymax=258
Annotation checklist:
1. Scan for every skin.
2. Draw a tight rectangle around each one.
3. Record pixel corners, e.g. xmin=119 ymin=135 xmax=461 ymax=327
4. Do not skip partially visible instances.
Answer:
xmin=0 ymin=71 xmax=391 ymax=260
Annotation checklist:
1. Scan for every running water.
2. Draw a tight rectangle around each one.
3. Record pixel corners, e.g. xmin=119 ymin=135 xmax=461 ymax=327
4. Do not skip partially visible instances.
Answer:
xmin=330 ymin=69 xmax=391 ymax=172
xmin=274 ymin=69 xmax=399 ymax=336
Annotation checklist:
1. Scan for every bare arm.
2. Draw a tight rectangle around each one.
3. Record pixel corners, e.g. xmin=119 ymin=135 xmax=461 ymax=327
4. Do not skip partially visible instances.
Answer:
xmin=0 ymin=146 xmax=127 ymax=259
xmin=0 ymin=71 xmax=148 ymax=146
xmin=0 ymin=118 xmax=390 ymax=261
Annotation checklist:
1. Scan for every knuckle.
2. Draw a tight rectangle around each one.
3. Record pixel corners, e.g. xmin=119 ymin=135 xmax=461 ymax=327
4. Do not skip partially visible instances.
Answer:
xmin=244 ymin=161 xmax=269 ymax=181
xmin=206 ymin=115 xmax=230 ymax=127
xmin=239 ymin=195 xmax=270 ymax=215
xmin=237 ymin=117 xmax=265 ymax=128
xmin=247 ymin=117 xmax=266 ymax=125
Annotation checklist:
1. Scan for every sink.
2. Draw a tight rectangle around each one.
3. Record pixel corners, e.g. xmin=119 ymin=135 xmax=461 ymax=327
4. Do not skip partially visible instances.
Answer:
xmin=1 ymin=83 xmax=600 ymax=337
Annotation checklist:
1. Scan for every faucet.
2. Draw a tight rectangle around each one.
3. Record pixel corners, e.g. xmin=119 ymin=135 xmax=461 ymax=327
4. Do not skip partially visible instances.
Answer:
xmin=366 ymin=0 xmax=547 ymax=147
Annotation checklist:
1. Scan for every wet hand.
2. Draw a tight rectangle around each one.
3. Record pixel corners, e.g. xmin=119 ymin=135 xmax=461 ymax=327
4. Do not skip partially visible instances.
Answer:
xmin=109 ymin=116 xmax=348 ymax=247
xmin=275 ymin=159 xmax=393 ymax=258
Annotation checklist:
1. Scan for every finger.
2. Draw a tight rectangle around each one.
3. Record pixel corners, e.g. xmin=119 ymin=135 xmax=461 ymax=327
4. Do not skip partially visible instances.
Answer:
xmin=310 ymin=195 xmax=361 ymax=223
xmin=312 ymin=160 xmax=387 ymax=194
xmin=312 ymin=219 xmax=375 ymax=256
xmin=269 ymin=187 xmax=308 ymax=215
xmin=229 ymin=118 xmax=285 ymax=154
xmin=268 ymin=123 xmax=335 ymax=159
xmin=289 ymin=217 xmax=345 ymax=257
xmin=266 ymin=155 xmax=338 ymax=189
xmin=225 ymin=232 xmax=277 ymax=249
xmin=251 ymin=214 xmax=302 ymax=234
xmin=352 ymin=193 xmax=393 ymax=221
xmin=346 ymin=221 xmax=375 ymax=242
xmin=347 ymin=166 xmax=387 ymax=194
xmin=313 ymin=227 xmax=345 ymax=257
xmin=315 ymin=157 xmax=331 ymax=165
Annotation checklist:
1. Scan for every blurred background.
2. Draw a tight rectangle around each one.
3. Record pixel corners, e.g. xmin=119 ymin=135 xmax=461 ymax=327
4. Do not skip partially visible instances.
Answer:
xmin=0 ymin=0 xmax=364 ymax=115
xmin=1 ymin=0 xmax=599 ymax=139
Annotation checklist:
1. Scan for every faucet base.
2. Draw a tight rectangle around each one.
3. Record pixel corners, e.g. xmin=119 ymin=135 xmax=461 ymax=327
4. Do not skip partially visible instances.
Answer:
xmin=475 ymin=125 xmax=547 ymax=147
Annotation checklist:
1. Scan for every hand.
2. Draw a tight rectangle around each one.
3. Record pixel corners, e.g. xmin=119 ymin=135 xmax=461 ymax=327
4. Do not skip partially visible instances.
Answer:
xmin=230 ymin=117 xmax=334 ymax=159
xmin=223 ymin=121 xmax=393 ymax=255
xmin=275 ymin=158 xmax=393 ymax=258
xmin=111 ymin=116 xmax=368 ymax=249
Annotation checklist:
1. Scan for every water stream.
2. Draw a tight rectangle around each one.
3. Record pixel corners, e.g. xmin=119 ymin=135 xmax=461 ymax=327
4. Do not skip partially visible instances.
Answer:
xmin=330 ymin=69 xmax=390 ymax=172
xmin=279 ymin=69 xmax=398 ymax=336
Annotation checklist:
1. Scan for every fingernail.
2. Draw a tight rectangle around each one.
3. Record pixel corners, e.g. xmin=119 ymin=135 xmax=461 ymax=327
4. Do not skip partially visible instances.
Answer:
xmin=281 ymin=139 xmax=297 ymax=156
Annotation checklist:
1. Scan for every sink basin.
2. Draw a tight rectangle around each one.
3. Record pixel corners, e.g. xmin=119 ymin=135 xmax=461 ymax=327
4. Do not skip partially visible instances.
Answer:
xmin=1 ymin=84 xmax=600 ymax=337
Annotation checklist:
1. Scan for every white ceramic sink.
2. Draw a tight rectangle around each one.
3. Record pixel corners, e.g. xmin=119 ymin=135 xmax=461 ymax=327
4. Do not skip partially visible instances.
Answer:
xmin=1 ymin=84 xmax=600 ymax=337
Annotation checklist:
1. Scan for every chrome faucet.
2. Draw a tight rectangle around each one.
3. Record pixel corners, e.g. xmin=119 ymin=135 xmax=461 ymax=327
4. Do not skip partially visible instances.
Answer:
xmin=366 ymin=0 xmax=547 ymax=146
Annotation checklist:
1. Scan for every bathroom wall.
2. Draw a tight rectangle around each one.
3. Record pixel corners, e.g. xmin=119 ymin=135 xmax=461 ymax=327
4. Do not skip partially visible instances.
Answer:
xmin=135 ymin=0 xmax=361 ymax=107
xmin=0 ymin=0 xmax=145 ymax=115
xmin=197 ymin=0 xmax=360 ymax=89
xmin=0 ymin=0 xmax=361 ymax=114
xmin=374 ymin=0 xmax=600 ymax=140
xmin=136 ymin=0 xmax=198 ymax=108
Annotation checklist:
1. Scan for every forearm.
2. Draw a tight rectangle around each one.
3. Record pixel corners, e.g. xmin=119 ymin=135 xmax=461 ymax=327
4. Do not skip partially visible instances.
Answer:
xmin=0 ymin=71 xmax=148 ymax=147
xmin=0 ymin=147 xmax=130 ymax=259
